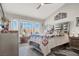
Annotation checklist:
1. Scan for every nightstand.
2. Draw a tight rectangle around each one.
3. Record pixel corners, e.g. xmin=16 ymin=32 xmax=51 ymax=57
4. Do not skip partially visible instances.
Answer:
xmin=69 ymin=37 xmax=79 ymax=50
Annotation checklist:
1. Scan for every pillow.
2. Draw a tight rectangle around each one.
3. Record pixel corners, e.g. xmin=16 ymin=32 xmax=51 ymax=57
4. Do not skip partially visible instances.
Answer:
xmin=42 ymin=39 xmax=48 ymax=46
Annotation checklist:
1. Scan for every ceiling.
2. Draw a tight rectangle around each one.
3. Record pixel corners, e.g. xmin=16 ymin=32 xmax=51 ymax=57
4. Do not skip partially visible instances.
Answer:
xmin=2 ymin=3 xmax=64 ymax=20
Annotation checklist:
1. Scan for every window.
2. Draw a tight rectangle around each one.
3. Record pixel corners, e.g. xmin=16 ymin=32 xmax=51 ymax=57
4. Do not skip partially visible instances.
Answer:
xmin=20 ymin=20 xmax=41 ymax=33
xmin=33 ymin=22 xmax=41 ymax=29
xmin=54 ymin=13 xmax=67 ymax=20
xmin=9 ymin=20 xmax=18 ymax=30
xmin=21 ymin=22 xmax=32 ymax=29
xmin=0 ymin=21 xmax=2 ymax=30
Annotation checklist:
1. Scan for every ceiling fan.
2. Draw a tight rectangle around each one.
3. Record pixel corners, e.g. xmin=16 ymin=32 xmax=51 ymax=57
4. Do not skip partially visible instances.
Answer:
xmin=36 ymin=3 xmax=52 ymax=9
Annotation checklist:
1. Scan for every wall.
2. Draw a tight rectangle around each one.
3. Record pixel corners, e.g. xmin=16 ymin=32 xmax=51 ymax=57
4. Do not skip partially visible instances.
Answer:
xmin=45 ymin=3 xmax=79 ymax=36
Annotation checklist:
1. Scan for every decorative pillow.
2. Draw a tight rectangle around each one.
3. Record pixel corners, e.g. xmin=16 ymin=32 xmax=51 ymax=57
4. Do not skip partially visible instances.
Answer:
xmin=42 ymin=39 xmax=48 ymax=46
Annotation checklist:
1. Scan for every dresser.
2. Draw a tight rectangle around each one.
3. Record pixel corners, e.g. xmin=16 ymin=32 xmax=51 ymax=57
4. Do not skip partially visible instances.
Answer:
xmin=0 ymin=32 xmax=18 ymax=56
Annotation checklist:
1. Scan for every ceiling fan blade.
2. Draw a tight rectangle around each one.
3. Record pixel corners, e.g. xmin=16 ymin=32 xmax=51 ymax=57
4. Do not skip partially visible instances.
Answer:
xmin=0 ymin=3 xmax=8 ymax=22
xmin=36 ymin=3 xmax=53 ymax=10
xmin=0 ymin=3 xmax=5 ymax=18
xmin=44 ymin=3 xmax=53 ymax=4
xmin=36 ymin=4 xmax=41 ymax=9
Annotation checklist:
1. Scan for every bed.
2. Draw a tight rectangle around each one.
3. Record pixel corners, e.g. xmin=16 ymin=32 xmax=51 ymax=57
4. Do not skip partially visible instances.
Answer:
xmin=29 ymin=33 xmax=69 ymax=55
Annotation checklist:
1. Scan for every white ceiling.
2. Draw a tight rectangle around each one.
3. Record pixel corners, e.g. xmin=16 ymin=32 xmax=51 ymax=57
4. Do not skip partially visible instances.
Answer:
xmin=2 ymin=3 xmax=64 ymax=20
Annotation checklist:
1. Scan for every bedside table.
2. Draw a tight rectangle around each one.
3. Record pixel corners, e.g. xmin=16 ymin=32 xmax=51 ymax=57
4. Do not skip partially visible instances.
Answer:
xmin=69 ymin=37 xmax=79 ymax=50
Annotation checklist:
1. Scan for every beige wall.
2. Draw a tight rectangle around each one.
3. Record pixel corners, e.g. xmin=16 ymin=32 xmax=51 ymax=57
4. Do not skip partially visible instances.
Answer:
xmin=45 ymin=3 xmax=79 ymax=36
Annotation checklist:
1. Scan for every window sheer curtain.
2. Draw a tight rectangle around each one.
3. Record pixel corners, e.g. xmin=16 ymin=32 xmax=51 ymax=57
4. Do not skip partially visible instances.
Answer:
xmin=9 ymin=19 xmax=41 ymax=33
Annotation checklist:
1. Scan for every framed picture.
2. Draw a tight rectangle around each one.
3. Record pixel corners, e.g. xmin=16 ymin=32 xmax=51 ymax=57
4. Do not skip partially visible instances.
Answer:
xmin=76 ymin=17 xmax=79 ymax=26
